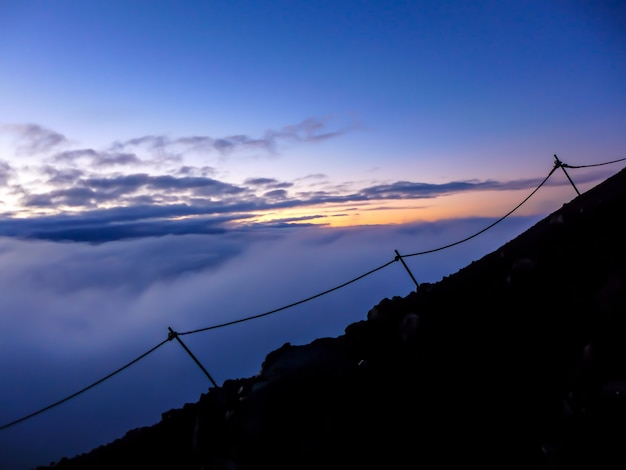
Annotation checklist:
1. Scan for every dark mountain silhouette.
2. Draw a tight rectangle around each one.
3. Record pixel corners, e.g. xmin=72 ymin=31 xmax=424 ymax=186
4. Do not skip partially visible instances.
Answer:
xmin=36 ymin=166 xmax=626 ymax=469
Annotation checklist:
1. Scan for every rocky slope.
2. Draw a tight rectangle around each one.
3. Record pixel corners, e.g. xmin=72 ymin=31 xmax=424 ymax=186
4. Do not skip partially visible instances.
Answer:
xmin=38 ymin=166 xmax=626 ymax=469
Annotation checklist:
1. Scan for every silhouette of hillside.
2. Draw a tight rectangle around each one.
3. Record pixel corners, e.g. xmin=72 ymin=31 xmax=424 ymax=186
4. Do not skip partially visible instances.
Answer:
xmin=37 ymin=167 xmax=626 ymax=469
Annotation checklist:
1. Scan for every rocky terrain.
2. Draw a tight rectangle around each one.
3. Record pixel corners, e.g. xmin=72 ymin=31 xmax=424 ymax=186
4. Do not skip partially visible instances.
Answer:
xmin=37 ymin=166 xmax=626 ymax=469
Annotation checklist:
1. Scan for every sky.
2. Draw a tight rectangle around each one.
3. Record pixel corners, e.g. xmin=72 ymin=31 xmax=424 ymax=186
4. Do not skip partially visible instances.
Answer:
xmin=0 ymin=0 xmax=625 ymax=468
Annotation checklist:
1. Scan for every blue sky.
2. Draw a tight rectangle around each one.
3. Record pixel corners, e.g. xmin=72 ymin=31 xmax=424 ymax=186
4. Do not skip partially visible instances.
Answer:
xmin=0 ymin=1 xmax=625 ymax=468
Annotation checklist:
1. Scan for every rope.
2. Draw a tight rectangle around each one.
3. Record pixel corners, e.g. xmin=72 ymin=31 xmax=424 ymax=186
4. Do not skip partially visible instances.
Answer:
xmin=178 ymin=258 xmax=398 ymax=336
xmin=562 ymin=156 xmax=626 ymax=169
xmin=0 ymin=338 xmax=170 ymax=432
xmin=403 ymin=165 xmax=558 ymax=257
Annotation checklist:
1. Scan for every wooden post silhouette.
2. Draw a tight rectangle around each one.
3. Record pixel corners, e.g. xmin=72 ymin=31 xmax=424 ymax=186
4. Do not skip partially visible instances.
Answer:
xmin=554 ymin=154 xmax=580 ymax=196
xmin=395 ymin=250 xmax=419 ymax=290
xmin=168 ymin=327 xmax=218 ymax=387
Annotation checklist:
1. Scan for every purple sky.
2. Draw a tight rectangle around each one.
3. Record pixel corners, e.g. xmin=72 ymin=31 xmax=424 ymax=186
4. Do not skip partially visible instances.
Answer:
xmin=0 ymin=1 xmax=625 ymax=468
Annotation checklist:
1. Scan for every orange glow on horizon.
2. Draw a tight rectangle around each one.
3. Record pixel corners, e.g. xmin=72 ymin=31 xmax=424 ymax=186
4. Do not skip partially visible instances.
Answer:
xmin=243 ymin=183 xmax=587 ymax=229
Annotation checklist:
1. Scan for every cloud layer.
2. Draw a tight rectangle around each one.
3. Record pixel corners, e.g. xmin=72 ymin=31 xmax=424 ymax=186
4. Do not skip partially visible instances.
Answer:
xmin=2 ymin=120 xmax=608 ymax=243
xmin=0 ymin=214 xmax=541 ymax=469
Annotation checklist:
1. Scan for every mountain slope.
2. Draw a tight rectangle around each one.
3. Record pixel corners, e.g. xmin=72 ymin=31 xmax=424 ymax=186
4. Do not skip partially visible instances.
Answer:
xmin=37 ymin=166 xmax=626 ymax=469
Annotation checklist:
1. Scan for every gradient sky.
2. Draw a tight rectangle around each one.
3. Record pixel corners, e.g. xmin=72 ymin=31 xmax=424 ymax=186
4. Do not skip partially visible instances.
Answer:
xmin=1 ymin=1 xmax=625 ymax=468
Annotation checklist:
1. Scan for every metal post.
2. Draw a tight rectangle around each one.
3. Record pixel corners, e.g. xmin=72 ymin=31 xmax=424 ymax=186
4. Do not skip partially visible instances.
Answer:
xmin=394 ymin=250 xmax=419 ymax=290
xmin=554 ymin=154 xmax=580 ymax=196
xmin=168 ymin=327 xmax=218 ymax=387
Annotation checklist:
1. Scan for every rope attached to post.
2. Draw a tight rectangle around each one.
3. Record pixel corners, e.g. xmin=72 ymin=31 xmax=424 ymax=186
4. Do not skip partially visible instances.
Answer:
xmin=394 ymin=249 xmax=419 ymax=290
xmin=554 ymin=154 xmax=580 ymax=196
xmin=168 ymin=327 xmax=218 ymax=388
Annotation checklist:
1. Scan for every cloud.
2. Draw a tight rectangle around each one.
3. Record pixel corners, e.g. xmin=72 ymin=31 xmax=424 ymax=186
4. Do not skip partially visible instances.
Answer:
xmin=263 ymin=189 xmax=288 ymax=199
xmin=356 ymin=176 xmax=577 ymax=200
xmin=268 ymin=117 xmax=350 ymax=143
xmin=109 ymin=117 xmax=352 ymax=158
xmin=116 ymin=135 xmax=170 ymax=151
xmin=2 ymin=123 xmax=68 ymax=155
xmin=20 ymin=174 xmax=250 ymax=211
xmin=297 ymin=173 xmax=327 ymax=181
xmin=52 ymin=149 xmax=99 ymax=163
xmin=214 ymin=135 xmax=273 ymax=153
xmin=23 ymin=187 xmax=104 ymax=208
xmin=0 ymin=233 xmax=249 ymax=294
xmin=0 ymin=214 xmax=542 ymax=469
xmin=358 ymin=180 xmax=499 ymax=199
xmin=89 ymin=152 xmax=141 ymax=167
xmin=41 ymin=166 xmax=85 ymax=185
xmin=0 ymin=160 xmax=14 ymax=185
xmin=244 ymin=177 xmax=279 ymax=186
xmin=0 ymin=202 xmax=260 ymax=242
xmin=177 ymin=165 xmax=215 ymax=176
xmin=244 ymin=177 xmax=293 ymax=189
xmin=2 ymin=169 xmax=573 ymax=242
xmin=52 ymin=149 xmax=142 ymax=167
xmin=84 ymin=174 xmax=246 ymax=195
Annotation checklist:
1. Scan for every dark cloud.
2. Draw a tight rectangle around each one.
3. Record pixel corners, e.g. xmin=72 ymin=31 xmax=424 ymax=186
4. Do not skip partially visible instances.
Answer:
xmin=263 ymin=189 xmax=288 ymax=199
xmin=113 ymin=135 xmax=170 ymax=151
xmin=357 ymin=177 xmax=557 ymax=199
xmin=250 ymin=214 xmax=326 ymax=226
xmin=25 ymin=218 xmax=228 ymax=243
xmin=174 ymin=136 xmax=214 ymax=148
xmin=87 ymin=174 xmax=246 ymax=198
xmin=213 ymin=135 xmax=272 ymax=153
xmin=1 ymin=192 xmax=339 ymax=241
xmin=294 ymin=189 xmax=353 ymax=202
xmin=52 ymin=149 xmax=141 ymax=167
xmin=126 ymin=194 xmax=158 ymax=205
xmin=244 ymin=177 xmax=279 ymax=186
xmin=359 ymin=180 xmax=492 ymax=199
xmin=78 ymin=203 xmax=236 ymax=222
xmin=81 ymin=174 xmax=153 ymax=192
xmin=269 ymin=117 xmax=350 ymax=143
xmin=245 ymin=221 xmax=323 ymax=229
xmin=95 ymin=152 xmax=141 ymax=166
xmin=177 ymin=165 xmax=215 ymax=176
xmin=0 ymin=208 xmax=255 ymax=242
xmin=297 ymin=173 xmax=327 ymax=181
xmin=274 ymin=215 xmax=326 ymax=223
xmin=112 ymin=133 xmax=268 ymax=156
xmin=0 ymin=196 xmax=272 ymax=241
xmin=2 ymin=123 xmax=67 ymax=155
xmin=145 ymin=175 xmax=244 ymax=194
xmin=245 ymin=177 xmax=293 ymax=189
xmin=356 ymin=172 xmax=610 ymax=201
xmin=52 ymin=149 xmax=99 ymax=163
xmin=25 ymin=174 xmax=250 ymax=205
xmin=109 ymin=117 xmax=351 ymax=158
xmin=19 ymin=194 xmax=54 ymax=207
xmin=284 ymin=174 xmax=587 ymax=208
xmin=23 ymin=187 xmax=104 ymax=208
xmin=41 ymin=166 xmax=85 ymax=185
xmin=362 ymin=204 xmax=430 ymax=212
xmin=0 ymin=160 xmax=14 ymax=185
xmin=271 ymin=182 xmax=293 ymax=189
